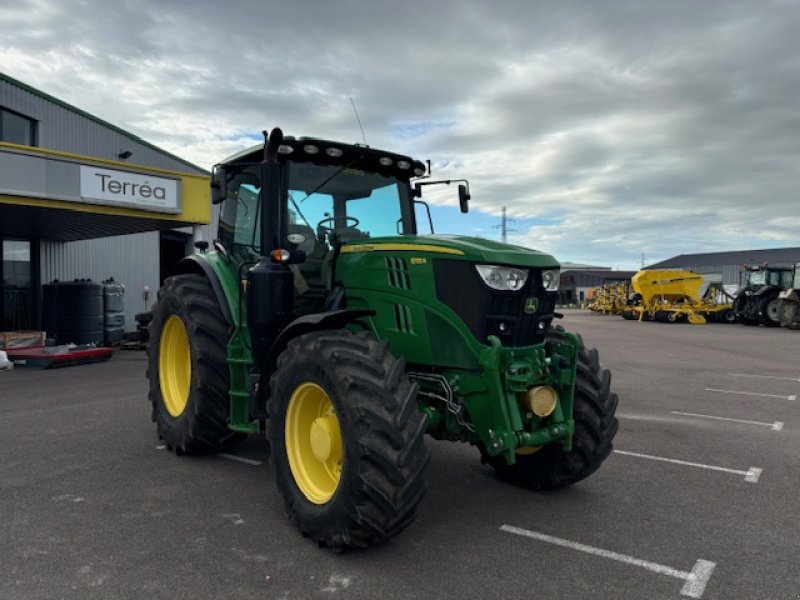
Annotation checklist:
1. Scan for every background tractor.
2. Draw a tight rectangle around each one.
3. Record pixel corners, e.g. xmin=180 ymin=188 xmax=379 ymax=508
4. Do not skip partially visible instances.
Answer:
xmin=147 ymin=128 xmax=619 ymax=550
xmin=777 ymin=262 xmax=800 ymax=329
xmin=733 ymin=264 xmax=794 ymax=326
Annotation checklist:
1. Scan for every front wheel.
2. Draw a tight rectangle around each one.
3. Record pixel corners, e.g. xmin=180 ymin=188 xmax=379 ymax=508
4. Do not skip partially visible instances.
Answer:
xmin=484 ymin=325 xmax=619 ymax=490
xmin=762 ymin=297 xmax=782 ymax=327
xmin=268 ymin=330 xmax=430 ymax=550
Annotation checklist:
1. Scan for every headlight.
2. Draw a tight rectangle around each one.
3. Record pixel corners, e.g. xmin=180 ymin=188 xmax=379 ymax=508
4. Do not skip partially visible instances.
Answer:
xmin=542 ymin=269 xmax=560 ymax=291
xmin=475 ymin=265 xmax=529 ymax=291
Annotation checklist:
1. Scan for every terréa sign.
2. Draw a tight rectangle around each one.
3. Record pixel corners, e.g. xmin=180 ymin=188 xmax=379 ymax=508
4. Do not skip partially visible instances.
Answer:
xmin=79 ymin=166 xmax=179 ymax=212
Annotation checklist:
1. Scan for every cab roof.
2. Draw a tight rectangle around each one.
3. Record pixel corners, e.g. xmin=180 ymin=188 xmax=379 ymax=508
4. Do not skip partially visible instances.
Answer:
xmin=220 ymin=136 xmax=427 ymax=180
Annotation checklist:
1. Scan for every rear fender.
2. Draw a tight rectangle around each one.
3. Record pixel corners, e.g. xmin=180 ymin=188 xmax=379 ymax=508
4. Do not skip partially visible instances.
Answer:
xmin=252 ymin=309 xmax=375 ymax=417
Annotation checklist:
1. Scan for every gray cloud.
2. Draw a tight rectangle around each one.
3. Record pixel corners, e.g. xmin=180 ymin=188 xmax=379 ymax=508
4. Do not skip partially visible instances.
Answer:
xmin=2 ymin=0 xmax=799 ymax=267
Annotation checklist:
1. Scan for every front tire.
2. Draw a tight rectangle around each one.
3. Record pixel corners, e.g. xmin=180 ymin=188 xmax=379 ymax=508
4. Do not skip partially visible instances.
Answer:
xmin=147 ymin=275 xmax=244 ymax=454
xmin=485 ymin=325 xmax=619 ymax=490
xmin=762 ymin=296 xmax=782 ymax=327
xmin=268 ymin=330 xmax=430 ymax=550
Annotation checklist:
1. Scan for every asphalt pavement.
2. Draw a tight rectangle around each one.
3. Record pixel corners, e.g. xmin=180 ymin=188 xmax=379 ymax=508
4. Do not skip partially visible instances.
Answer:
xmin=1 ymin=312 xmax=799 ymax=599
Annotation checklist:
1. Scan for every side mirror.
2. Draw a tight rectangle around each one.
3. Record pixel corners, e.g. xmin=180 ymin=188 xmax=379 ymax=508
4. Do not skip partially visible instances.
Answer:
xmin=211 ymin=166 xmax=227 ymax=204
xmin=458 ymin=184 xmax=470 ymax=213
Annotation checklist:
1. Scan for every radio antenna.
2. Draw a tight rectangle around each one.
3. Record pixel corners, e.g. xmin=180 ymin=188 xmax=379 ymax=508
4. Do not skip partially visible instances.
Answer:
xmin=350 ymin=96 xmax=367 ymax=145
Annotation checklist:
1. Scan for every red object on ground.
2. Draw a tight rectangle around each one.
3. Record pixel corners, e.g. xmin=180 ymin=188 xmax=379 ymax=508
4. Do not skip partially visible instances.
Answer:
xmin=6 ymin=346 xmax=113 ymax=369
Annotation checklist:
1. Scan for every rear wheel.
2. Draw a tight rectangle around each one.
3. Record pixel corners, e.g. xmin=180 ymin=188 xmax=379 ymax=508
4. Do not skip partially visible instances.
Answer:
xmin=484 ymin=325 xmax=619 ymax=490
xmin=268 ymin=330 xmax=430 ymax=550
xmin=781 ymin=301 xmax=800 ymax=329
xmin=147 ymin=275 xmax=244 ymax=454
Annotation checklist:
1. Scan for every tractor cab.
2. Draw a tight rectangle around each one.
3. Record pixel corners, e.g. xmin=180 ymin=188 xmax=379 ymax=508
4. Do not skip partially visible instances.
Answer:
xmin=212 ymin=133 xmax=428 ymax=315
xmin=741 ymin=265 xmax=793 ymax=290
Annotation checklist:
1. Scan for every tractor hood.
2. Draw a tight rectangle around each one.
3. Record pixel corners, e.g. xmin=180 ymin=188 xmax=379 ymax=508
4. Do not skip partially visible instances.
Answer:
xmin=341 ymin=235 xmax=560 ymax=269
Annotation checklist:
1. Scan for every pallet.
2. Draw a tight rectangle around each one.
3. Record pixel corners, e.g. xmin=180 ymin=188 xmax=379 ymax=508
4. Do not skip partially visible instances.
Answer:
xmin=0 ymin=330 xmax=46 ymax=349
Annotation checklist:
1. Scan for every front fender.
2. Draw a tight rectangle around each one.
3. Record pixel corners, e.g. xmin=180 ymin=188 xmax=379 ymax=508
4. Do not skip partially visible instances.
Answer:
xmin=174 ymin=254 xmax=237 ymax=326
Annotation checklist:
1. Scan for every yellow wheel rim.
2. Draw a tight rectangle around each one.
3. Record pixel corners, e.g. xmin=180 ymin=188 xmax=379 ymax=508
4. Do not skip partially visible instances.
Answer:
xmin=285 ymin=382 xmax=343 ymax=504
xmin=159 ymin=315 xmax=191 ymax=417
xmin=516 ymin=446 xmax=541 ymax=456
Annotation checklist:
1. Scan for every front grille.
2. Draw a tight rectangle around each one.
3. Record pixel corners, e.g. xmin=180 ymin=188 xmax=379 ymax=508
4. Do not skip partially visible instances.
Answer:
xmin=433 ymin=261 xmax=556 ymax=346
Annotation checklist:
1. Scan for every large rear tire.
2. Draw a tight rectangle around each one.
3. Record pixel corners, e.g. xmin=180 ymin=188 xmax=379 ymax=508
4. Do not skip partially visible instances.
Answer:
xmin=780 ymin=300 xmax=800 ymax=329
xmin=484 ymin=325 xmax=618 ymax=490
xmin=268 ymin=330 xmax=430 ymax=550
xmin=147 ymin=275 xmax=244 ymax=454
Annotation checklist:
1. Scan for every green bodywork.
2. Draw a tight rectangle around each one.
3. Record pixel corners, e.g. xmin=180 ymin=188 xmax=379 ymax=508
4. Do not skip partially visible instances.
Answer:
xmin=198 ymin=232 xmax=578 ymax=464
xmin=191 ymin=134 xmax=581 ymax=465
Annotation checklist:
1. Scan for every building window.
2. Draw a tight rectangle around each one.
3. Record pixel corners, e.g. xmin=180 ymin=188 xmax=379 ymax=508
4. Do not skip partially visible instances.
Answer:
xmin=0 ymin=108 xmax=36 ymax=146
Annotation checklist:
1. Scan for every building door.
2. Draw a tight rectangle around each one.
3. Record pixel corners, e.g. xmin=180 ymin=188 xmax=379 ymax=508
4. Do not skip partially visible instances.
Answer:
xmin=1 ymin=239 xmax=33 ymax=331
xmin=159 ymin=231 xmax=190 ymax=285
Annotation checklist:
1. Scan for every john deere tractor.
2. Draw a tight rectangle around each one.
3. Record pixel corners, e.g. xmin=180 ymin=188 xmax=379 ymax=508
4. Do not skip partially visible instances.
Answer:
xmin=147 ymin=128 xmax=618 ymax=550
xmin=734 ymin=264 xmax=794 ymax=326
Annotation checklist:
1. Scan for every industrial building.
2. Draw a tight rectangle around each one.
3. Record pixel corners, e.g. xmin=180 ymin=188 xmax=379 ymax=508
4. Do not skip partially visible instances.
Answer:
xmin=646 ymin=247 xmax=800 ymax=288
xmin=558 ymin=268 xmax=637 ymax=305
xmin=0 ymin=72 xmax=211 ymax=335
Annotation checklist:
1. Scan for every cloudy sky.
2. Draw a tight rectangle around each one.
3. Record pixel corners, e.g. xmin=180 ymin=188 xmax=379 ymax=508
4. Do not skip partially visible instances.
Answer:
xmin=2 ymin=0 xmax=799 ymax=268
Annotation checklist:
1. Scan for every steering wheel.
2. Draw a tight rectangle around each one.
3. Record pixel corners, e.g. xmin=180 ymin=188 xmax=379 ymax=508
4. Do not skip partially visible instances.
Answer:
xmin=317 ymin=216 xmax=360 ymax=232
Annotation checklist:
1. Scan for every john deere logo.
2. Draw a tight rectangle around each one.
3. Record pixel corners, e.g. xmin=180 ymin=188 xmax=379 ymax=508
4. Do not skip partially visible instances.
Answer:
xmin=524 ymin=297 xmax=539 ymax=314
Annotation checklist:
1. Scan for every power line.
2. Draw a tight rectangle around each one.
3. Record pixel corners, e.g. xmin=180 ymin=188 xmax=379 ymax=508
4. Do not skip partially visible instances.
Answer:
xmin=493 ymin=206 xmax=516 ymax=244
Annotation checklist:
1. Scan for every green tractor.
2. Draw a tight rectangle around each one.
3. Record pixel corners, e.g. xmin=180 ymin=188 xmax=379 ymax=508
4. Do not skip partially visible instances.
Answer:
xmin=147 ymin=128 xmax=619 ymax=550
xmin=777 ymin=262 xmax=800 ymax=329
xmin=733 ymin=264 xmax=794 ymax=326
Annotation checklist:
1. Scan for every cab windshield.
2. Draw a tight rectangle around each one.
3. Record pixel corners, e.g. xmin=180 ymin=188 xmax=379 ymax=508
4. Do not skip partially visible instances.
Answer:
xmin=287 ymin=163 xmax=415 ymax=245
xmin=748 ymin=271 xmax=766 ymax=286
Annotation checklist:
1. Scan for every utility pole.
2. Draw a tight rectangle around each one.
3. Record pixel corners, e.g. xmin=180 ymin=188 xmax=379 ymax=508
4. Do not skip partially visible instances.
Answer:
xmin=494 ymin=206 xmax=516 ymax=244
xmin=640 ymin=253 xmax=646 ymax=268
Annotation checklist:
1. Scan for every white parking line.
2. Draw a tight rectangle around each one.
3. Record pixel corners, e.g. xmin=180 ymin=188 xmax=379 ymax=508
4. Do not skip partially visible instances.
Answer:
xmin=500 ymin=525 xmax=716 ymax=598
xmin=613 ymin=450 xmax=761 ymax=483
xmin=670 ymin=411 xmax=784 ymax=431
xmin=217 ymin=453 xmax=262 ymax=466
xmin=155 ymin=446 xmax=262 ymax=466
xmin=729 ymin=373 xmax=800 ymax=383
xmin=705 ymin=388 xmax=796 ymax=401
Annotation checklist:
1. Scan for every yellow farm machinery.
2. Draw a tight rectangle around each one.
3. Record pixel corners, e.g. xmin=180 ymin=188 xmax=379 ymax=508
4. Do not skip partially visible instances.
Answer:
xmin=620 ymin=270 xmax=735 ymax=324
xmin=588 ymin=282 xmax=631 ymax=315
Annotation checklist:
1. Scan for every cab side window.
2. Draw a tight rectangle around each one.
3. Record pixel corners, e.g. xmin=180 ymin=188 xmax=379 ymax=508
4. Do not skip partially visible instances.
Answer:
xmin=218 ymin=167 xmax=261 ymax=262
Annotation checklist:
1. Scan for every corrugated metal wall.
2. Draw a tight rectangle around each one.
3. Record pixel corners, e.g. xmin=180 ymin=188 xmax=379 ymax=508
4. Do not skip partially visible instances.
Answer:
xmin=1 ymin=78 xmax=206 ymax=174
xmin=2 ymin=76 xmax=214 ymax=334
xmin=40 ymin=233 xmax=160 ymax=331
